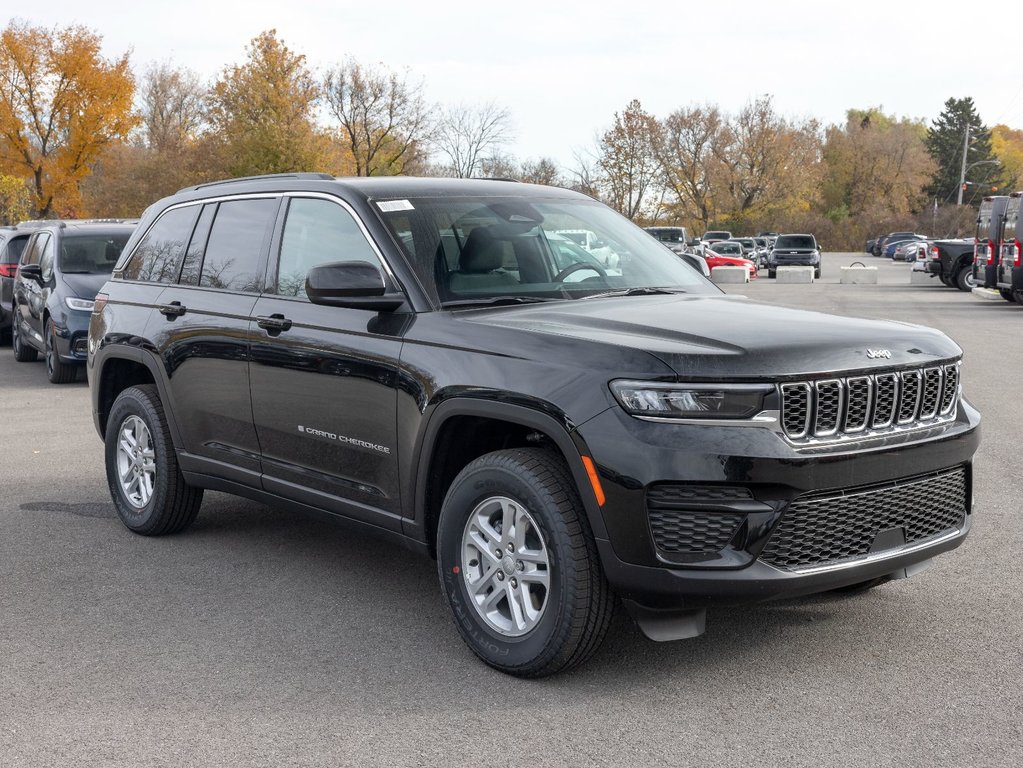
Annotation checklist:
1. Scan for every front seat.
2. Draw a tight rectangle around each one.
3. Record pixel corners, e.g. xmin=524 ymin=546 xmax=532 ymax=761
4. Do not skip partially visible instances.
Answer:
xmin=448 ymin=228 xmax=518 ymax=293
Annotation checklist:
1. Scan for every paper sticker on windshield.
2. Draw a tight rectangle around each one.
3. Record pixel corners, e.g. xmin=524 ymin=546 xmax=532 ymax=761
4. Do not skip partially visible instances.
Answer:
xmin=376 ymin=199 xmax=415 ymax=212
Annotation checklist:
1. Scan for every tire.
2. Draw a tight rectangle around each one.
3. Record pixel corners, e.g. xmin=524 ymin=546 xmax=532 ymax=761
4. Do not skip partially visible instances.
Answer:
xmin=105 ymin=384 xmax=202 ymax=536
xmin=1014 ymin=289 xmax=1023 ymax=304
xmin=44 ymin=319 xmax=77 ymax=384
xmin=814 ymin=267 xmax=821 ymax=279
xmin=939 ymin=273 xmax=952 ymax=287
xmin=768 ymin=269 xmax=776 ymax=279
xmin=12 ymin=310 xmax=38 ymax=362
xmin=954 ymin=263 xmax=975 ymax=292
xmin=999 ymin=288 xmax=1015 ymax=303
xmin=436 ymin=448 xmax=614 ymax=678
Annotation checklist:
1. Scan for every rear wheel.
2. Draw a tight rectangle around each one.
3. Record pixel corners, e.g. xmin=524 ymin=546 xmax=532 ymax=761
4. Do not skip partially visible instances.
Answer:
xmin=954 ymin=263 xmax=975 ymax=292
xmin=999 ymin=288 xmax=1015 ymax=303
xmin=45 ymin=319 xmax=77 ymax=384
xmin=436 ymin=448 xmax=614 ymax=677
xmin=105 ymin=384 xmax=202 ymax=535
xmin=12 ymin=311 xmax=37 ymax=362
xmin=1014 ymin=289 xmax=1023 ymax=304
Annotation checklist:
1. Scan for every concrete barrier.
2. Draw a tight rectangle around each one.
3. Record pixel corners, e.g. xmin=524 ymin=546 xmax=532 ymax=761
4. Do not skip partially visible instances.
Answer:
xmin=776 ymin=266 xmax=814 ymax=283
xmin=839 ymin=266 xmax=878 ymax=284
xmin=972 ymin=286 xmax=1004 ymax=301
xmin=711 ymin=265 xmax=749 ymax=284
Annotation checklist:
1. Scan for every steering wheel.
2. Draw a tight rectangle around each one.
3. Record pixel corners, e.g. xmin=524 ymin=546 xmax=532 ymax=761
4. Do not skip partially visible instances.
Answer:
xmin=553 ymin=261 xmax=608 ymax=282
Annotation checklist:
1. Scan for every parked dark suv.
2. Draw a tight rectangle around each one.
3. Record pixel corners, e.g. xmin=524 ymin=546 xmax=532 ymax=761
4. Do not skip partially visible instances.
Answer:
xmin=13 ymin=220 xmax=134 ymax=382
xmin=89 ymin=174 xmax=980 ymax=677
xmin=766 ymin=233 xmax=821 ymax=278
xmin=1 ymin=225 xmax=33 ymax=343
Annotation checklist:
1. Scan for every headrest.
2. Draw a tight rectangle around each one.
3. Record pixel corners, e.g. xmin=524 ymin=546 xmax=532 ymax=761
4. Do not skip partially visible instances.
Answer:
xmin=459 ymin=228 xmax=504 ymax=273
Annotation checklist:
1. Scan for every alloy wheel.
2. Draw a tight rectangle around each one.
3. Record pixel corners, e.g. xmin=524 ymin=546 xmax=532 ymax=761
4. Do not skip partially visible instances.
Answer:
xmin=460 ymin=495 xmax=550 ymax=637
xmin=115 ymin=415 xmax=157 ymax=508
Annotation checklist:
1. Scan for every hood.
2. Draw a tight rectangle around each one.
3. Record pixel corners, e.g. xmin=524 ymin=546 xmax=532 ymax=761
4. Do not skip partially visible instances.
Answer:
xmin=61 ymin=272 xmax=111 ymax=299
xmin=461 ymin=294 xmax=961 ymax=380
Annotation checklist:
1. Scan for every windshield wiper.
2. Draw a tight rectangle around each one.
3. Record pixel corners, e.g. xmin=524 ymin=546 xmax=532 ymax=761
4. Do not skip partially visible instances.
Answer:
xmin=579 ymin=287 xmax=686 ymax=300
xmin=440 ymin=296 xmax=559 ymax=308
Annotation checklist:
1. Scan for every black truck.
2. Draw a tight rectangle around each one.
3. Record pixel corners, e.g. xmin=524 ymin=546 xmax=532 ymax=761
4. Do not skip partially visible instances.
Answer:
xmin=88 ymin=174 xmax=980 ymax=677
xmin=926 ymin=239 xmax=980 ymax=291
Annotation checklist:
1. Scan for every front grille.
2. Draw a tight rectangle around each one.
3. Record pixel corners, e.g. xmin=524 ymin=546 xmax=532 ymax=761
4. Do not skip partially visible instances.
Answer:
xmin=646 ymin=485 xmax=750 ymax=555
xmin=759 ymin=466 xmax=967 ymax=570
xmin=780 ymin=362 xmax=960 ymax=442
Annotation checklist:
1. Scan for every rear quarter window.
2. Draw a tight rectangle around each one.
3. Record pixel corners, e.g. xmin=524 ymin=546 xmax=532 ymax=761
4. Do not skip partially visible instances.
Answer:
xmin=121 ymin=206 xmax=200 ymax=283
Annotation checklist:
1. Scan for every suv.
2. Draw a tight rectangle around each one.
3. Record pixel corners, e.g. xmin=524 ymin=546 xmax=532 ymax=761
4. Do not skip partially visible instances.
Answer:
xmin=89 ymin=174 xmax=980 ymax=677
xmin=996 ymin=191 xmax=1023 ymax=303
xmin=13 ymin=220 xmax=134 ymax=382
xmin=766 ymin=233 xmax=822 ymax=278
xmin=1 ymin=226 xmax=33 ymax=343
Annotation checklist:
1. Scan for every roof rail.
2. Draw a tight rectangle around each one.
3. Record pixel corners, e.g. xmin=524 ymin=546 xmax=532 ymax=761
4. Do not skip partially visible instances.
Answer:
xmin=178 ymin=172 xmax=336 ymax=194
xmin=474 ymin=177 xmax=521 ymax=183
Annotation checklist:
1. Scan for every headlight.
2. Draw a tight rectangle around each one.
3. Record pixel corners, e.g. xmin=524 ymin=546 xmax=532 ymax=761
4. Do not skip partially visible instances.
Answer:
xmin=64 ymin=297 xmax=95 ymax=312
xmin=610 ymin=381 xmax=773 ymax=419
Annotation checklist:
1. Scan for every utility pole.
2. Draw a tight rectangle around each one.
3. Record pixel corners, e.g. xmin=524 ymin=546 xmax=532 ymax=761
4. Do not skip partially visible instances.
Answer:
xmin=957 ymin=124 xmax=971 ymax=205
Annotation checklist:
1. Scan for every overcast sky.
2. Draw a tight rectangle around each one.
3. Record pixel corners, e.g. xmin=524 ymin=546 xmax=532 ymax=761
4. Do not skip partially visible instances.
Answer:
xmin=11 ymin=0 xmax=1014 ymax=170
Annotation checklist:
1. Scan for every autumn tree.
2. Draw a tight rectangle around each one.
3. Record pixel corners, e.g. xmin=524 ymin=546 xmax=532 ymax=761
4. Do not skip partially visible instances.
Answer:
xmin=139 ymin=62 xmax=206 ymax=152
xmin=83 ymin=63 xmax=214 ymax=217
xmin=0 ymin=21 xmax=135 ymax=216
xmin=821 ymin=108 xmax=935 ymax=219
xmin=926 ymin=97 xmax=999 ymax=204
xmin=0 ymin=173 xmax=30 ymax=224
xmin=991 ymin=124 xmax=1023 ymax=192
xmin=597 ymin=99 xmax=659 ymax=220
xmin=323 ymin=58 xmax=430 ymax=176
xmin=714 ymin=95 xmax=822 ymax=226
xmin=519 ymin=157 xmax=563 ymax=186
xmin=433 ymin=101 xmax=513 ymax=177
xmin=652 ymin=105 xmax=728 ymax=229
xmin=206 ymin=30 xmax=327 ymax=177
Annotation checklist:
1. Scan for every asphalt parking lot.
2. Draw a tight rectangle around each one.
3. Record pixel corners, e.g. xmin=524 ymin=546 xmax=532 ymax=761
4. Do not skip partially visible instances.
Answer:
xmin=1 ymin=253 xmax=1020 ymax=767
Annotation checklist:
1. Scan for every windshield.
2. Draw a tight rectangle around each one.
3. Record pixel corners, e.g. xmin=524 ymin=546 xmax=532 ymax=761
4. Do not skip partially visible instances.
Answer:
xmin=646 ymin=227 xmax=685 ymax=242
xmin=711 ymin=242 xmax=743 ymax=256
xmin=774 ymin=235 xmax=816 ymax=249
xmin=377 ymin=195 xmax=717 ymax=305
xmin=703 ymin=231 xmax=730 ymax=240
xmin=58 ymin=234 xmax=130 ymax=273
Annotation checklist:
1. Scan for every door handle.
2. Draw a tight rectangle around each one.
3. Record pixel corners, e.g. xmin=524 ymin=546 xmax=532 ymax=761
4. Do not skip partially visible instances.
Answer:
xmin=158 ymin=301 xmax=186 ymax=319
xmin=256 ymin=313 xmax=293 ymax=334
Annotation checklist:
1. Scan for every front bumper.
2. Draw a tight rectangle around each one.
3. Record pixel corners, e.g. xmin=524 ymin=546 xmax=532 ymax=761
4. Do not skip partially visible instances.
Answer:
xmin=52 ymin=309 xmax=92 ymax=364
xmin=577 ymin=399 xmax=980 ymax=612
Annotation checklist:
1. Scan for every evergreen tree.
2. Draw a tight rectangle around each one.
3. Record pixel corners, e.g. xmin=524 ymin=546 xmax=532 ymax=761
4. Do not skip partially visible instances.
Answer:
xmin=926 ymin=97 xmax=1001 ymax=205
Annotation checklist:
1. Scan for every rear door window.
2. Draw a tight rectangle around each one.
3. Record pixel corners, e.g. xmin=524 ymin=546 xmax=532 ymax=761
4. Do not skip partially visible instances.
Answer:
xmin=198 ymin=198 xmax=279 ymax=292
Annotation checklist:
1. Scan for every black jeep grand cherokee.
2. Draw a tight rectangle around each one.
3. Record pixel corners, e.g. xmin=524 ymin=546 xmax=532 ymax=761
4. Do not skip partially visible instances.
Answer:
xmin=88 ymin=174 xmax=980 ymax=677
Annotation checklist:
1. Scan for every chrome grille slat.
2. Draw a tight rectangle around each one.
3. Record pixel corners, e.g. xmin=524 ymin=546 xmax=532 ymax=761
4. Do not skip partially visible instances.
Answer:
xmin=780 ymin=363 xmax=961 ymax=443
xmin=897 ymin=370 xmax=922 ymax=424
xmin=872 ymin=374 xmax=898 ymax=428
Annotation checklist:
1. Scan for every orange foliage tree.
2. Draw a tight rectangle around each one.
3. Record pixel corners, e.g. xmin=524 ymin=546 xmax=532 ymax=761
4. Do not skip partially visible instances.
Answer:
xmin=0 ymin=21 xmax=136 ymax=217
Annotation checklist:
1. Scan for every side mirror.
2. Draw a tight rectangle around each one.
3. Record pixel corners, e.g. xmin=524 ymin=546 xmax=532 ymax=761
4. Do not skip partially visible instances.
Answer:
xmin=306 ymin=261 xmax=405 ymax=312
xmin=19 ymin=263 xmax=43 ymax=283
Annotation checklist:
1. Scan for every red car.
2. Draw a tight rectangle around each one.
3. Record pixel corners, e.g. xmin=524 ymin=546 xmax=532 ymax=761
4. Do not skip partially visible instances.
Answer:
xmin=706 ymin=249 xmax=758 ymax=279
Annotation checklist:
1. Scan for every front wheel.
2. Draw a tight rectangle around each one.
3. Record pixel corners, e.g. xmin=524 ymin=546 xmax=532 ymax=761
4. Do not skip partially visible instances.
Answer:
xmin=436 ymin=448 xmax=614 ymax=677
xmin=768 ymin=269 xmax=776 ymax=279
xmin=105 ymin=384 xmax=202 ymax=535
xmin=45 ymin=319 xmax=77 ymax=384
xmin=999 ymin=288 xmax=1015 ymax=303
